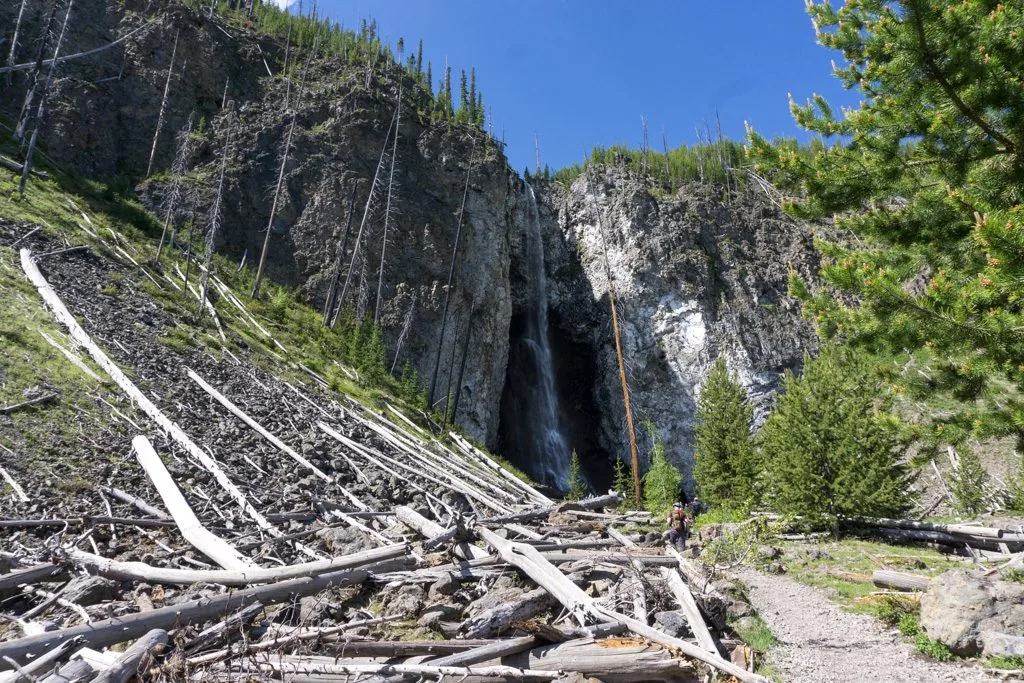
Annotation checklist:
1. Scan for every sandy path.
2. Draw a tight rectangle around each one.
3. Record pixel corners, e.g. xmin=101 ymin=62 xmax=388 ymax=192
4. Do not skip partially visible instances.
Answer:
xmin=734 ymin=568 xmax=1000 ymax=683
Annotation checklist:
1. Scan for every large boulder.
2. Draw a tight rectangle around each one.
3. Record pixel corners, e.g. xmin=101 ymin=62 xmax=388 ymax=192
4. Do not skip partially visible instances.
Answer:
xmin=919 ymin=569 xmax=1024 ymax=655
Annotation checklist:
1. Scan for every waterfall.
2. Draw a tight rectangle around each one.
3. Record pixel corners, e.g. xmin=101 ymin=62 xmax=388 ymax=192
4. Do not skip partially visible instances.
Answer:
xmin=513 ymin=184 xmax=570 ymax=488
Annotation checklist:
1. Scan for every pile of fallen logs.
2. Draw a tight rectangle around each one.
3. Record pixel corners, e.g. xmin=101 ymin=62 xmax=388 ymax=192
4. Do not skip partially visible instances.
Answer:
xmin=845 ymin=517 xmax=1024 ymax=560
xmin=0 ymin=248 xmax=768 ymax=682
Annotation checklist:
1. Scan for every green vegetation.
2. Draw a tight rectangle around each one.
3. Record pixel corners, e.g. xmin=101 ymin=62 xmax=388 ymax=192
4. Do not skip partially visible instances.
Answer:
xmin=566 ymin=450 xmax=587 ymax=501
xmin=641 ymin=422 xmax=682 ymax=517
xmin=693 ymin=358 xmax=756 ymax=511
xmin=733 ymin=614 xmax=777 ymax=652
xmin=611 ymin=456 xmax=638 ymax=509
xmin=748 ymin=0 xmax=1024 ymax=455
xmin=988 ymin=656 xmax=1024 ymax=670
xmin=759 ymin=345 xmax=915 ymax=519
xmin=949 ymin=447 xmax=991 ymax=514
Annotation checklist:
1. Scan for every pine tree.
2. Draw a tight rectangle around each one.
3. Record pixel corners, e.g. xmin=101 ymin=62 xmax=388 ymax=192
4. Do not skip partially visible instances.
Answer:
xmin=442 ymin=65 xmax=452 ymax=117
xmin=949 ymin=448 xmax=990 ymax=515
xmin=642 ymin=423 xmax=681 ymax=517
xmin=468 ymin=67 xmax=477 ymax=121
xmin=567 ymin=451 xmax=587 ymax=501
xmin=458 ymin=69 xmax=468 ymax=121
xmin=1004 ymin=456 xmax=1024 ymax=512
xmin=415 ymin=39 xmax=423 ymax=76
xmin=693 ymin=358 xmax=756 ymax=510
xmin=748 ymin=1 xmax=1024 ymax=452
xmin=611 ymin=457 xmax=637 ymax=510
xmin=759 ymin=345 xmax=915 ymax=519
xmin=425 ymin=61 xmax=432 ymax=92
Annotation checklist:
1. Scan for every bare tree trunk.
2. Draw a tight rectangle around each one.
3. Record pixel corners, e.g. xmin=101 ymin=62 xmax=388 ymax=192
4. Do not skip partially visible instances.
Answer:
xmin=389 ymin=290 xmax=416 ymax=374
xmin=335 ymin=108 xmax=397 ymax=317
xmin=145 ymin=29 xmax=179 ymax=178
xmin=5 ymin=0 xmax=31 ymax=88
xmin=19 ymin=0 xmax=74 ymax=195
xmin=428 ymin=136 xmax=476 ymax=407
xmin=322 ymin=183 xmax=356 ymax=327
xmin=157 ymin=111 xmax=195 ymax=260
xmin=374 ymin=80 xmax=402 ymax=324
xmin=251 ymin=111 xmax=296 ymax=298
xmin=198 ymin=109 xmax=234 ymax=316
xmin=15 ymin=1 xmax=57 ymax=144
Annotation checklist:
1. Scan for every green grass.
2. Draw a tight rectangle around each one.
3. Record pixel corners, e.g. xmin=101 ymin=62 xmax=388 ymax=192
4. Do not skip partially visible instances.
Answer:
xmin=987 ymin=655 xmax=1024 ymax=670
xmin=733 ymin=614 xmax=777 ymax=652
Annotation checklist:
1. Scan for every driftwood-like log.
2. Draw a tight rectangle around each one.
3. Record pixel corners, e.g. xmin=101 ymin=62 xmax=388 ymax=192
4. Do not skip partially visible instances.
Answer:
xmin=0 ymin=570 xmax=367 ymax=667
xmin=100 ymin=486 xmax=169 ymax=520
xmin=0 ymin=564 xmax=67 ymax=597
xmin=132 ymin=435 xmax=251 ymax=570
xmin=394 ymin=506 xmax=488 ymax=561
xmin=64 ymin=544 xmax=406 ymax=587
xmin=498 ymin=637 xmax=694 ymax=682
xmin=90 ymin=629 xmax=167 ymax=683
xmin=476 ymin=527 xmax=766 ymax=683
xmin=849 ymin=517 xmax=1006 ymax=539
xmin=460 ymin=587 xmax=556 ymax=639
xmin=868 ymin=527 xmax=1019 ymax=552
xmin=871 ymin=570 xmax=932 ymax=592
xmin=39 ymin=658 xmax=93 ymax=683
xmin=663 ymin=568 xmax=717 ymax=654
xmin=217 ymin=659 xmax=560 ymax=681
xmin=20 ymin=250 xmax=290 ymax=548
xmin=482 ymin=494 xmax=622 ymax=524
xmin=0 ymin=637 xmax=81 ymax=683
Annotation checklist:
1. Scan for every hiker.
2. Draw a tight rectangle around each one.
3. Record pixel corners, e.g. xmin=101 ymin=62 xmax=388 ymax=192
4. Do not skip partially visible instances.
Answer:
xmin=688 ymin=496 xmax=704 ymax=519
xmin=666 ymin=501 xmax=689 ymax=550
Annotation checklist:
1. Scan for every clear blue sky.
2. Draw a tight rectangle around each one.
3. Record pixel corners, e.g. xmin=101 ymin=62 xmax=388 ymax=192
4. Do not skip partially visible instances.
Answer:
xmin=291 ymin=1 xmax=859 ymax=173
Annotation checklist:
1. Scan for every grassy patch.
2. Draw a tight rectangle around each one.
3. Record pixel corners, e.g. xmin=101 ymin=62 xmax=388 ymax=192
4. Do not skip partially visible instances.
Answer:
xmin=987 ymin=655 xmax=1024 ymax=670
xmin=914 ymin=632 xmax=955 ymax=661
xmin=733 ymin=614 xmax=777 ymax=651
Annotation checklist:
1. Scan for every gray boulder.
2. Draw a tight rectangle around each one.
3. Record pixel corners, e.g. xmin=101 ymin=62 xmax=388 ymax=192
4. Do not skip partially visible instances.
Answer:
xmin=920 ymin=569 xmax=1024 ymax=655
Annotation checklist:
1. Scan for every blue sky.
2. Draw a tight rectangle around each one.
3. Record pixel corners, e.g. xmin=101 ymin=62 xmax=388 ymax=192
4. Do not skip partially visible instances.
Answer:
xmin=290 ymin=1 xmax=860 ymax=173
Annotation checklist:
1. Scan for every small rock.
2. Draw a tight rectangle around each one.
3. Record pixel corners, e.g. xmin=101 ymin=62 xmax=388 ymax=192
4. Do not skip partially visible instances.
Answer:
xmin=417 ymin=603 xmax=461 ymax=629
xmin=384 ymin=584 xmax=426 ymax=618
xmin=429 ymin=573 xmax=460 ymax=599
xmin=653 ymin=610 xmax=690 ymax=638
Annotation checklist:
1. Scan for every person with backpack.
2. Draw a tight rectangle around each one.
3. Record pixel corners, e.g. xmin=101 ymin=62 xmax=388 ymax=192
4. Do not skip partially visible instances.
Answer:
xmin=666 ymin=501 xmax=689 ymax=551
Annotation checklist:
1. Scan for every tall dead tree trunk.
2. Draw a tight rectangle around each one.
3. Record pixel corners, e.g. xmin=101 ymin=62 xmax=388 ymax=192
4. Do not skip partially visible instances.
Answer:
xmin=15 ymin=1 xmax=59 ymax=145
xmin=198 ymin=109 xmax=235 ymax=317
xmin=428 ymin=136 xmax=476 ymax=407
xmin=19 ymin=0 xmax=73 ymax=195
xmin=589 ymin=169 xmax=641 ymax=508
xmin=334 ymin=109 xmax=397 ymax=321
xmin=145 ymin=29 xmax=179 ymax=178
xmin=5 ymin=0 xmax=31 ymax=88
xmin=389 ymin=291 xmax=416 ymax=374
xmin=156 ymin=111 xmax=196 ymax=260
xmin=374 ymin=80 xmax=402 ymax=324
xmin=322 ymin=184 xmax=356 ymax=327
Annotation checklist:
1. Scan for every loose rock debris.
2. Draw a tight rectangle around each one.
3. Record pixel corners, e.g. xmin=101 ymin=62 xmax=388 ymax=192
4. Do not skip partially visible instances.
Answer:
xmin=0 ymin=224 xmax=766 ymax=682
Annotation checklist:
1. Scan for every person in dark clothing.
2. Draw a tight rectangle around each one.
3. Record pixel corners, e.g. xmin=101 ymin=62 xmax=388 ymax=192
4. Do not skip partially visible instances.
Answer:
xmin=666 ymin=501 xmax=689 ymax=550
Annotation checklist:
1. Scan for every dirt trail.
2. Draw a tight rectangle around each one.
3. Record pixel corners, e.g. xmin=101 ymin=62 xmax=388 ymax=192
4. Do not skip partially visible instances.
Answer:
xmin=735 ymin=568 xmax=1000 ymax=683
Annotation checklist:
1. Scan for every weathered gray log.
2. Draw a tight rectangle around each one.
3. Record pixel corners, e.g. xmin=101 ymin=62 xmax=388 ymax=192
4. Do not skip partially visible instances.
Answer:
xmin=217 ymin=659 xmax=559 ymax=681
xmin=869 ymin=527 xmax=1017 ymax=552
xmin=498 ymin=637 xmax=695 ymax=682
xmin=433 ymin=636 xmax=538 ymax=667
xmin=64 ymin=543 xmax=406 ymax=586
xmin=663 ymin=568 xmax=717 ymax=654
xmin=100 ymin=487 xmax=170 ymax=520
xmin=394 ymin=505 xmax=488 ymax=560
xmin=871 ymin=570 xmax=932 ymax=592
xmin=0 ymin=564 xmax=67 ymax=597
xmin=460 ymin=587 xmax=557 ymax=639
xmin=0 ymin=637 xmax=81 ymax=683
xmin=539 ymin=551 xmax=677 ymax=567
xmin=0 ymin=392 xmax=57 ymax=413
xmin=39 ymin=658 xmax=93 ymax=683
xmin=323 ymin=639 xmax=509 ymax=658
xmin=91 ymin=629 xmax=167 ymax=683
xmin=0 ymin=569 xmax=367 ymax=667
xmin=183 ymin=603 xmax=262 ymax=654
xmin=481 ymin=494 xmax=621 ymax=524
xmin=849 ymin=517 xmax=1005 ymax=539
xmin=476 ymin=527 xmax=766 ymax=683
xmin=0 ymin=518 xmax=176 ymax=529
xmin=132 ymin=435 xmax=252 ymax=570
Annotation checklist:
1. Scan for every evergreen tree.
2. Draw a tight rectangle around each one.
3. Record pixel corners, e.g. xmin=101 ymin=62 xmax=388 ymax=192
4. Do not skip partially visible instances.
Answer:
xmin=642 ymin=423 xmax=682 ymax=517
xmin=468 ymin=67 xmax=477 ymax=121
xmin=458 ymin=69 xmax=468 ymax=119
xmin=1004 ymin=456 xmax=1024 ymax=512
xmin=693 ymin=358 xmax=756 ymax=510
xmin=759 ymin=345 xmax=915 ymax=519
xmin=425 ymin=61 xmax=432 ymax=94
xmin=415 ymin=39 xmax=423 ymax=76
xmin=748 ymin=1 xmax=1024 ymax=452
xmin=611 ymin=457 xmax=637 ymax=509
xmin=442 ymin=65 xmax=452 ymax=117
xmin=949 ymin=447 xmax=990 ymax=515
xmin=567 ymin=451 xmax=587 ymax=501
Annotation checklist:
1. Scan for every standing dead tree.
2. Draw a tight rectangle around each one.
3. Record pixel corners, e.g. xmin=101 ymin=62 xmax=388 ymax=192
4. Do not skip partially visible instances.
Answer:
xmin=14 ymin=1 xmax=58 ymax=144
xmin=145 ymin=29 xmax=180 ymax=178
xmin=427 ymin=135 xmax=476 ymax=407
xmin=389 ymin=289 xmax=416 ymax=373
xmin=19 ymin=0 xmax=74 ymax=195
xmin=156 ymin=111 xmax=195 ymax=260
xmin=322 ymin=184 xmax=356 ymax=327
xmin=333 ymin=108 xmax=397 ymax=322
xmin=252 ymin=35 xmax=319 ymax=298
xmin=5 ymin=0 xmax=31 ymax=88
xmin=198 ymin=107 xmax=235 ymax=317
xmin=374 ymin=80 xmax=402 ymax=324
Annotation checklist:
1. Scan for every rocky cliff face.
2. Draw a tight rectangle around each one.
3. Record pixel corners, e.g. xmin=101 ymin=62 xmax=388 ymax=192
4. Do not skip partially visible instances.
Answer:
xmin=504 ymin=170 xmax=820 ymax=488
xmin=3 ymin=0 xmax=820 ymax=488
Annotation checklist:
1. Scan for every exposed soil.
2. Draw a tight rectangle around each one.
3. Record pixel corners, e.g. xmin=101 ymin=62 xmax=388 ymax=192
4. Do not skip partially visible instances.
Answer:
xmin=735 ymin=568 xmax=1002 ymax=683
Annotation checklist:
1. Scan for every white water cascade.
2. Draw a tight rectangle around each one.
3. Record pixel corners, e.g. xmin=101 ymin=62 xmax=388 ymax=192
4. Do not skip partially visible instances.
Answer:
xmin=514 ymin=184 xmax=570 ymax=488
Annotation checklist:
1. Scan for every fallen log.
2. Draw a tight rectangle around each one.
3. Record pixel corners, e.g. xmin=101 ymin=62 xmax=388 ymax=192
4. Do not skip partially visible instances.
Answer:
xmin=481 ymin=494 xmax=621 ymax=525
xmin=460 ymin=587 xmax=557 ymax=639
xmin=90 ymin=629 xmax=167 ymax=683
xmin=663 ymin=568 xmax=718 ymax=654
xmin=0 ymin=564 xmax=67 ymax=597
xmin=213 ymin=659 xmax=561 ymax=681
xmin=498 ymin=637 xmax=695 ymax=683
xmin=394 ymin=505 xmax=489 ymax=561
xmin=476 ymin=527 xmax=766 ymax=683
xmin=871 ymin=570 xmax=931 ymax=592
xmin=100 ymin=486 xmax=170 ymax=520
xmin=847 ymin=517 xmax=1006 ymax=539
xmin=132 ymin=435 xmax=252 ymax=570
xmin=64 ymin=544 xmax=407 ymax=587
xmin=0 ymin=392 xmax=58 ymax=414
xmin=867 ymin=527 xmax=1018 ymax=552
xmin=0 ymin=569 xmax=367 ymax=667
xmin=20 ymin=250 xmax=293 ymax=551
xmin=0 ymin=637 xmax=81 ymax=683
